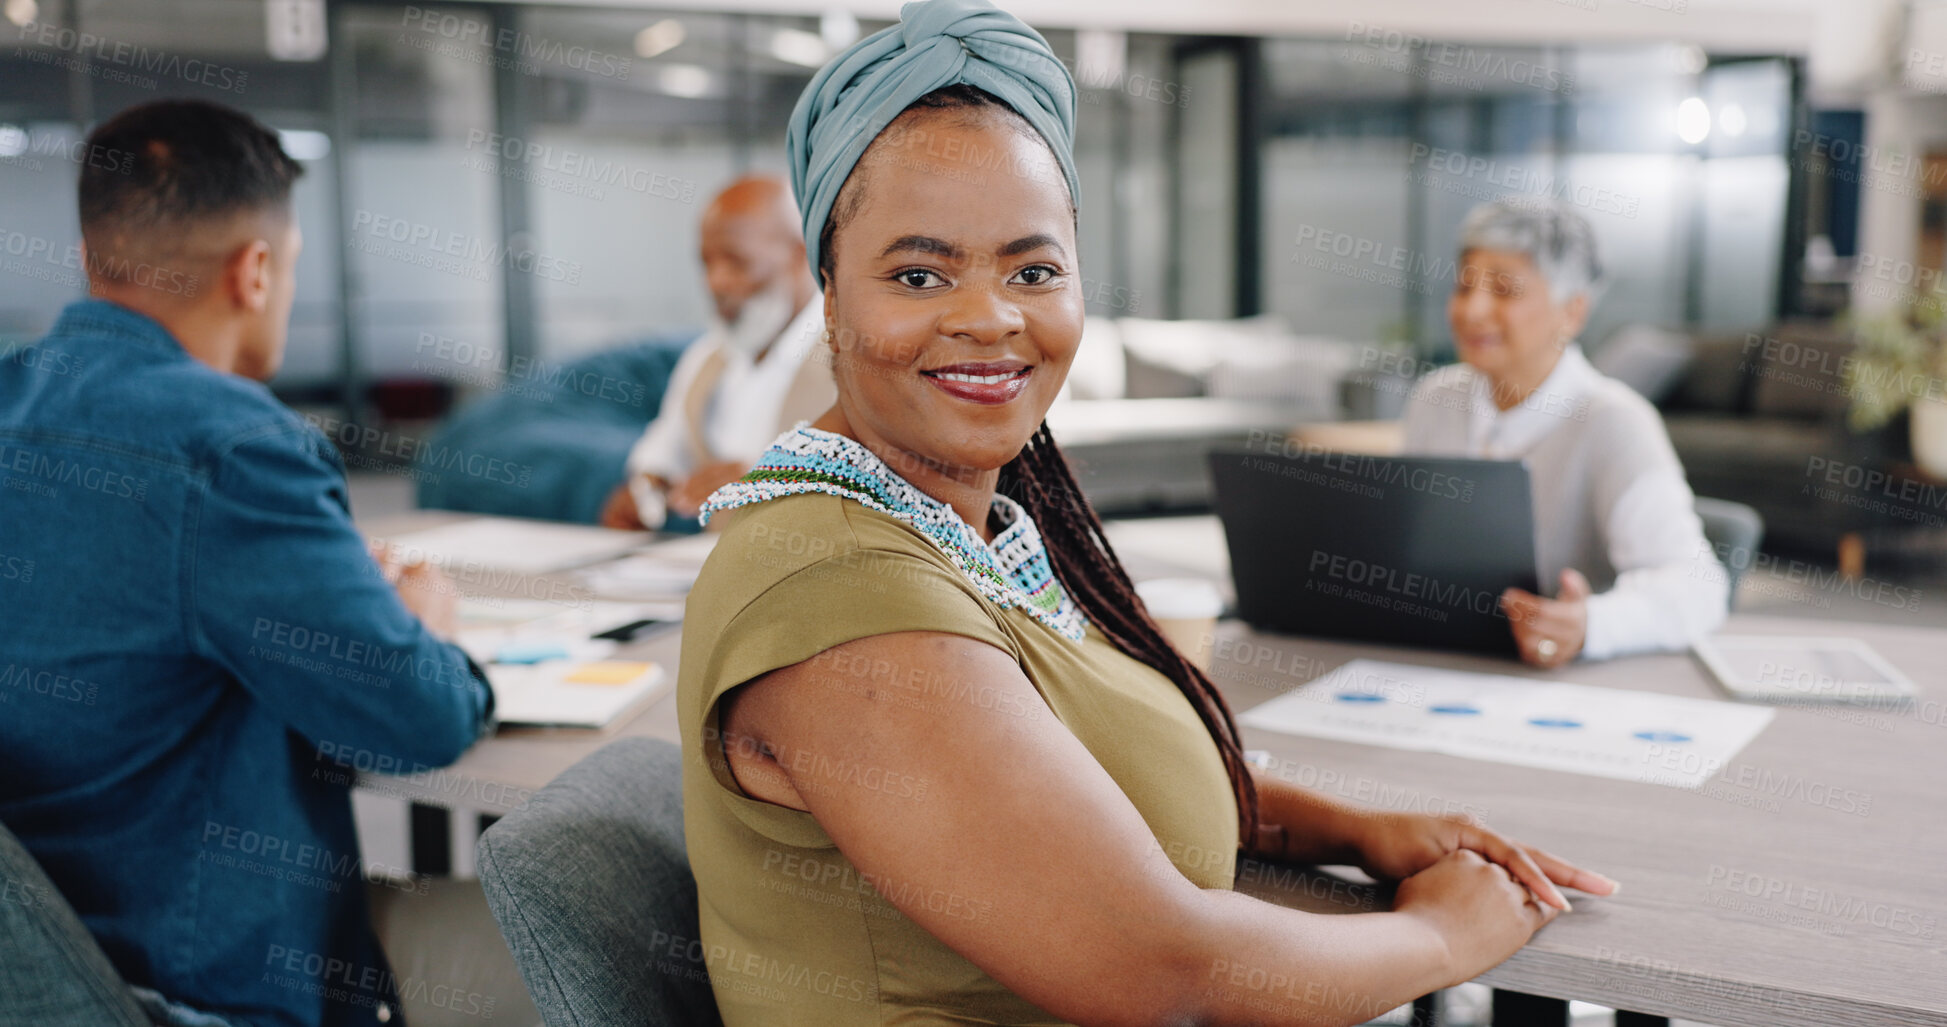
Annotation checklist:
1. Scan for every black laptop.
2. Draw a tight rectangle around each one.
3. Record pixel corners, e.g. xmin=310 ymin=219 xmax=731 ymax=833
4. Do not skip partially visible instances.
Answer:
xmin=1207 ymin=446 xmax=1539 ymax=656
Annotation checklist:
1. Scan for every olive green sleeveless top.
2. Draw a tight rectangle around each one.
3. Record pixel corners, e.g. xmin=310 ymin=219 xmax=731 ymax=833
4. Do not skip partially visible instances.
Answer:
xmin=678 ymin=487 xmax=1239 ymax=1025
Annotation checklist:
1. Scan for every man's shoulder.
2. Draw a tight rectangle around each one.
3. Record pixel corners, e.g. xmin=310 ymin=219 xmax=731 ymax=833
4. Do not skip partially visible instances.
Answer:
xmin=126 ymin=363 xmax=340 ymax=506
xmin=5 ymin=335 xmax=320 ymax=472
xmin=140 ymin=366 xmax=327 ymax=473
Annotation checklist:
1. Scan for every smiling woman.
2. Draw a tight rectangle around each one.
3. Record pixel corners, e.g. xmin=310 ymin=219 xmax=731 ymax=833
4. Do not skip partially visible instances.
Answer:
xmin=1403 ymin=199 xmax=1728 ymax=669
xmin=673 ymin=2 xmax=1614 ymax=1025
xmin=815 ymin=84 xmax=1086 ymax=493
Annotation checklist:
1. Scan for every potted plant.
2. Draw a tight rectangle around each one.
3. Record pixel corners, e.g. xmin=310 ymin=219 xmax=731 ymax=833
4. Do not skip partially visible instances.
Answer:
xmin=1845 ymin=301 xmax=1947 ymax=478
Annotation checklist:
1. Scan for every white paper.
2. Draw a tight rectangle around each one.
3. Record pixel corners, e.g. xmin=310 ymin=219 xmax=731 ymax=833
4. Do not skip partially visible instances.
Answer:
xmin=487 ymin=661 xmax=668 ymax=729
xmin=577 ymin=555 xmax=701 ymax=598
xmin=575 ymin=534 xmax=720 ymax=599
xmin=453 ymin=598 xmax=678 ymax=665
xmin=381 ymin=518 xmax=650 ymax=576
xmin=453 ymin=599 xmax=678 ymax=727
xmin=1239 ymin=659 xmax=1775 ymax=789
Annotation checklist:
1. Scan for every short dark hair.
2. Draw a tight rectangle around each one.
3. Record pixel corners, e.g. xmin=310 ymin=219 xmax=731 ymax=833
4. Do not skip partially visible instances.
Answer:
xmin=78 ymin=100 xmax=302 ymax=259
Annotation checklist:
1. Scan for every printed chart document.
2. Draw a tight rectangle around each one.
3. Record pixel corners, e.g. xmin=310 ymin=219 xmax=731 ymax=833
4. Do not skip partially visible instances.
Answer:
xmin=381 ymin=517 xmax=651 ymax=576
xmin=1239 ymin=659 xmax=1775 ymax=789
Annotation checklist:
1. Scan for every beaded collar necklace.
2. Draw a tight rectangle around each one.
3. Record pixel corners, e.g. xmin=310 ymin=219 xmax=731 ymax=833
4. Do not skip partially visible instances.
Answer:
xmin=700 ymin=425 xmax=1088 ymax=642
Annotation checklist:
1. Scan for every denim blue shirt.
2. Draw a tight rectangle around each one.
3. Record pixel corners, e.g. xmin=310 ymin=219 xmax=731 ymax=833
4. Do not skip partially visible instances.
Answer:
xmin=0 ymin=300 xmax=495 ymax=1027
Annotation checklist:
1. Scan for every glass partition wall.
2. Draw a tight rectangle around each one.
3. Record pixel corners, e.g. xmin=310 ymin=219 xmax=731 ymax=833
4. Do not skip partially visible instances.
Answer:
xmin=0 ymin=0 xmax=338 ymax=374
xmin=1255 ymin=38 xmax=1801 ymax=360
xmin=0 ymin=1 xmax=1807 ymax=423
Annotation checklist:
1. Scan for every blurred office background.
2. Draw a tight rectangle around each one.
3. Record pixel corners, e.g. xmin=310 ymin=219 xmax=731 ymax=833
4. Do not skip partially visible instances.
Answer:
xmin=7 ymin=0 xmax=1947 ymax=594
xmin=9 ymin=6 xmax=1947 ymax=1027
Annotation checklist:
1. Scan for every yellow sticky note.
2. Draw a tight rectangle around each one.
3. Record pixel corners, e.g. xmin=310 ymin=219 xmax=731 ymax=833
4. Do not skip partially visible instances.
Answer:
xmin=563 ymin=661 xmax=651 ymax=686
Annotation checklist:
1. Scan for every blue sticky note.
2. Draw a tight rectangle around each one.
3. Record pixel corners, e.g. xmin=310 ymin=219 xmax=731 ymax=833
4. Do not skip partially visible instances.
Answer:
xmin=496 ymin=641 xmax=571 ymax=665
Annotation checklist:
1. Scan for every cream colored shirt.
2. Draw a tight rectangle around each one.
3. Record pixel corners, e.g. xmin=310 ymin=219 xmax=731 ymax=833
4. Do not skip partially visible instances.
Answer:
xmin=1400 ymin=345 xmax=1728 ymax=659
xmin=624 ymin=299 xmax=826 ymax=527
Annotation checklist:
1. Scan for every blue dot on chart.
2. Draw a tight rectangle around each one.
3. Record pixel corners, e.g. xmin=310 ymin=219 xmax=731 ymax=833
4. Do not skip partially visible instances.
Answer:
xmin=1335 ymin=693 xmax=1387 ymax=704
xmin=1528 ymin=717 xmax=1583 ymax=729
xmin=1633 ymin=729 xmax=1692 ymax=743
xmin=1429 ymin=704 xmax=1481 ymax=716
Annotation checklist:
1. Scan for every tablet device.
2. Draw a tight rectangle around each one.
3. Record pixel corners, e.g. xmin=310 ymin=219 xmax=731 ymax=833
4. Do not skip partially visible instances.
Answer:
xmin=1693 ymin=635 xmax=1916 ymax=706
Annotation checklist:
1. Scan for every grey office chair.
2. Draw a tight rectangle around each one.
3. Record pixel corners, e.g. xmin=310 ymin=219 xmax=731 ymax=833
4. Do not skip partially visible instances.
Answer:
xmin=0 ymin=819 xmax=150 ymax=1027
xmin=1694 ymin=496 xmax=1765 ymax=610
xmin=477 ymin=737 xmax=723 ymax=1027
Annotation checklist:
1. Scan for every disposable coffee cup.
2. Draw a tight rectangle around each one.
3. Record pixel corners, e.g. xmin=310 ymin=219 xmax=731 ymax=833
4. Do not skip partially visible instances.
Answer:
xmin=1135 ymin=577 xmax=1224 ymax=674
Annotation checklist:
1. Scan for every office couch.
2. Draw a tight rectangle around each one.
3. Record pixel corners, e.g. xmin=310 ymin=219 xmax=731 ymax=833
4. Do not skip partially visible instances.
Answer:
xmin=1049 ymin=314 xmax=1364 ymax=515
xmin=414 ymin=333 xmax=694 ymax=525
xmin=408 ymin=316 xmax=1365 ymax=523
xmin=1651 ymin=323 xmax=1912 ymax=556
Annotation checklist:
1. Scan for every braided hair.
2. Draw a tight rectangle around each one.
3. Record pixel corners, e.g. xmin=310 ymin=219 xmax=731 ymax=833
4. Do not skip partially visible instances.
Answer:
xmin=999 ymin=424 xmax=1262 ymax=847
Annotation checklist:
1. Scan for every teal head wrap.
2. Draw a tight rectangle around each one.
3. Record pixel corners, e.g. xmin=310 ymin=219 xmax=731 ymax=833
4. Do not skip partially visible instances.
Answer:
xmin=785 ymin=0 xmax=1078 ymax=284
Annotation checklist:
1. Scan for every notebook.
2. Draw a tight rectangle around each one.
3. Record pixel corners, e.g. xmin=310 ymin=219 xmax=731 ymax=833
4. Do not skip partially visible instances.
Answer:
xmin=456 ymin=599 xmax=677 ymax=728
xmin=485 ymin=659 xmax=669 ymax=729
xmin=381 ymin=517 xmax=650 ymax=576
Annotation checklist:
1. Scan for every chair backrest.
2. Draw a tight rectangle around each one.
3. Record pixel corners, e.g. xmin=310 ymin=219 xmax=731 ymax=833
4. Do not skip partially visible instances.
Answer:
xmin=1695 ymin=496 xmax=1765 ymax=610
xmin=0 ymin=819 xmax=150 ymax=1027
xmin=477 ymin=737 xmax=723 ymax=1027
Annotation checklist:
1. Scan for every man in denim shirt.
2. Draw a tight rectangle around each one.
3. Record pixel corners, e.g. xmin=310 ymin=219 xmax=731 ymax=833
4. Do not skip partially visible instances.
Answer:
xmin=0 ymin=101 xmax=494 ymax=1026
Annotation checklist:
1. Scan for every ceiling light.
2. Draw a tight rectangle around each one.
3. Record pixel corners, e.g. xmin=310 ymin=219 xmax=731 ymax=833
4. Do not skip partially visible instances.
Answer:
xmin=3 ymin=0 xmax=37 ymax=29
xmin=634 ymin=19 xmax=686 ymax=60
xmin=1676 ymin=96 xmax=1711 ymax=145
xmin=820 ymin=10 xmax=859 ymax=50
xmin=278 ymin=129 xmax=332 ymax=161
xmin=1078 ymin=29 xmax=1126 ymax=85
xmin=658 ymin=64 xmax=712 ymax=99
xmin=265 ymin=0 xmax=327 ymax=62
xmin=770 ymin=28 xmax=829 ymax=68
xmin=1719 ymin=103 xmax=1747 ymax=138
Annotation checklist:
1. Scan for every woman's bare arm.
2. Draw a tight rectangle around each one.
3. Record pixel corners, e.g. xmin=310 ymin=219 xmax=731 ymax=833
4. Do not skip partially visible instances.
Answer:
xmin=719 ymin=630 xmax=1560 ymax=1027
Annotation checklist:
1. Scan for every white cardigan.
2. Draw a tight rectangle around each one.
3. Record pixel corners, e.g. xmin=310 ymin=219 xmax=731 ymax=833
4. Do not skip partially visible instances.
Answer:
xmin=1400 ymin=345 xmax=1728 ymax=660
xmin=624 ymin=300 xmax=827 ymax=528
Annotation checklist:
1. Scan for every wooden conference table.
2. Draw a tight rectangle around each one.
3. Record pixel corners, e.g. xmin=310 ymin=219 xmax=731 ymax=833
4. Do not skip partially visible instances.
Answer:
xmin=363 ymin=514 xmax=1947 ymax=1027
